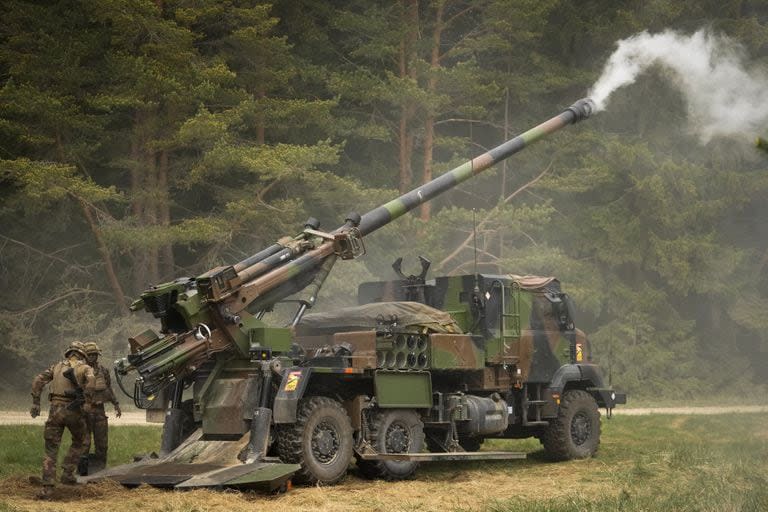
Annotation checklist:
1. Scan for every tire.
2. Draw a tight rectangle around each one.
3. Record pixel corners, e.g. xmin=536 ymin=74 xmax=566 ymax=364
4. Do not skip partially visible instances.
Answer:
xmin=357 ymin=409 xmax=425 ymax=481
xmin=276 ymin=396 xmax=353 ymax=485
xmin=541 ymin=389 xmax=600 ymax=461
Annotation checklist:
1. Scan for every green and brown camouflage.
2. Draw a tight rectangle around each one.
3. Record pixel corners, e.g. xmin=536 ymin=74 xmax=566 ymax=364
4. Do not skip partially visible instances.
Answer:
xmin=96 ymin=97 xmax=623 ymax=491
xmin=757 ymin=136 xmax=768 ymax=153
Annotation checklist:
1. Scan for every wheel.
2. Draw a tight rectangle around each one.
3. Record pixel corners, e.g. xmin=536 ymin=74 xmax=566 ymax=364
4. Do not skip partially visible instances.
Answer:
xmin=357 ymin=409 xmax=425 ymax=480
xmin=276 ymin=396 xmax=353 ymax=485
xmin=541 ymin=389 xmax=600 ymax=461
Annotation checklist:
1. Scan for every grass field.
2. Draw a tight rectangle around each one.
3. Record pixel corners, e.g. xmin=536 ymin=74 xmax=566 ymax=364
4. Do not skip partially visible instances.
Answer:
xmin=1 ymin=413 xmax=766 ymax=512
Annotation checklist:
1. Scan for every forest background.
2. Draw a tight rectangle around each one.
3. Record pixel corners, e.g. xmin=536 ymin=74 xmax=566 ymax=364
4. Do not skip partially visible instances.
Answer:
xmin=1 ymin=0 xmax=767 ymax=402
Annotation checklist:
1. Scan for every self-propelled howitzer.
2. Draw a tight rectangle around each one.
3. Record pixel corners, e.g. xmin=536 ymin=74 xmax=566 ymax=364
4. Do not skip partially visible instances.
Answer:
xmin=95 ymin=97 xmax=623 ymax=491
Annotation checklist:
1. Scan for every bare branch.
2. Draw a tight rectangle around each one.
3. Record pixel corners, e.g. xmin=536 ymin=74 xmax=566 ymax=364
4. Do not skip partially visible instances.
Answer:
xmin=446 ymin=258 xmax=498 ymax=276
xmin=434 ymin=118 xmax=504 ymax=130
xmin=0 ymin=234 xmax=90 ymax=275
xmin=436 ymin=161 xmax=553 ymax=271
xmin=15 ymin=288 xmax=113 ymax=316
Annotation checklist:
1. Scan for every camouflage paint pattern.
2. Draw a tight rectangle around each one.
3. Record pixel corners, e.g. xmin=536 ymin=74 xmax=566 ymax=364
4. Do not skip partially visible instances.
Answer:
xmin=84 ymin=404 xmax=109 ymax=468
xmin=358 ymin=99 xmax=595 ymax=236
xmin=355 ymin=273 xmax=591 ymax=383
xmin=429 ymin=334 xmax=484 ymax=369
xmin=43 ymin=404 xmax=87 ymax=485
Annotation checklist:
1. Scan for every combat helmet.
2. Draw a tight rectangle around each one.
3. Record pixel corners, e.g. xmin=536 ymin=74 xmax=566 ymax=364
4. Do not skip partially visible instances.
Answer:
xmin=64 ymin=341 xmax=87 ymax=359
xmin=83 ymin=341 xmax=101 ymax=356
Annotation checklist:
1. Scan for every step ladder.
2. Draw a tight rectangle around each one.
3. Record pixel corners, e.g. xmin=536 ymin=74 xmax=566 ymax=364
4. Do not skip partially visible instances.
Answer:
xmin=521 ymin=383 xmax=549 ymax=427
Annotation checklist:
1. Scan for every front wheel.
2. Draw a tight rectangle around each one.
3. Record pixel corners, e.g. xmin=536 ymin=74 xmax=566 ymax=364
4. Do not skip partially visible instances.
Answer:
xmin=276 ymin=396 xmax=353 ymax=485
xmin=357 ymin=409 xmax=424 ymax=480
xmin=541 ymin=389 xmax=600 ymax=461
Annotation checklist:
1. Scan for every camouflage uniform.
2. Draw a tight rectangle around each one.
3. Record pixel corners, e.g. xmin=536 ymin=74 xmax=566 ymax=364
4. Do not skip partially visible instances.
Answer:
xmin=30 ymin=342 xmax=95 ymax=490
xmin=82 ymin=342 xmax=121 ymax=473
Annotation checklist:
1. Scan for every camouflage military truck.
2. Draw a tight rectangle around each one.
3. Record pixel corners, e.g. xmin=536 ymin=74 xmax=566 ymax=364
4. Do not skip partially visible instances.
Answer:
xmin=86 ymin=98 xmax=624 ymax=491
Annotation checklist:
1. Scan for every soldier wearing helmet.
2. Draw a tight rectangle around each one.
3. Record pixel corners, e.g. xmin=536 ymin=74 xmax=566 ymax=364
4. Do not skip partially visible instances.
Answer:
xmin=79 ymin=341 xmax=121 ymax=474
xmin=30 ymin=341 xmax=96 ymax=498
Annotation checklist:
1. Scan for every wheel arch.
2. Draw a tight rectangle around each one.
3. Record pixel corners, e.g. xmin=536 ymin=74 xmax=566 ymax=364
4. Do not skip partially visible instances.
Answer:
xmin=548 ymin=364 xmax=610 ymax=407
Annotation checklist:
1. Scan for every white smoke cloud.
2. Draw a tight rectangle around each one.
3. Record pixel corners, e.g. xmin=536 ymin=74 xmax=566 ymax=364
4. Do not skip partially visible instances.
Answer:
xmin=589 ymin=29 xmax=768 ymax=142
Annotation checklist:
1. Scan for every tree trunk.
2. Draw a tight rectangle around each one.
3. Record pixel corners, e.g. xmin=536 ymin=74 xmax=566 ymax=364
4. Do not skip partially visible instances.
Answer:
xmin=79 ymin=200 xmax=130 ymax=316
xmin=398 ymin=0 xmax=419 ymax=193
xmin=158 ymin=149 xmax=174 ymax=278
xmin=420 ymin=0 xmax=445 ymax=221
xmin=257 ymin=89 xmax=266 ymax=145
xmin=499 ymin=84 xmax=510 ymax=272
xmin=144 ymin=149 xmax=160 ymax=285
xmin=131 ymin=112 xmax=145 ymax=293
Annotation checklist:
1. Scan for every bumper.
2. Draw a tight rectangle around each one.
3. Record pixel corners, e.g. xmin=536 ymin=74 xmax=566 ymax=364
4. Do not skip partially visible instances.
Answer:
xmin=589 ymin=388 xmax=627 ymax=409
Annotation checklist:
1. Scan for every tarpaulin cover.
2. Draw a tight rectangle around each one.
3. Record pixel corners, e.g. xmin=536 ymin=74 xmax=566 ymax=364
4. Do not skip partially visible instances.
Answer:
xmin=296 ymin=301 xmax=462 ymax=334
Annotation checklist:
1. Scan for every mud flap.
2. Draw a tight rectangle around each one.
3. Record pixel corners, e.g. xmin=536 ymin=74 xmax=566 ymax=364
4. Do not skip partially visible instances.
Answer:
xmin=272 ymin=367 xmax=312 ymax=423
xmin=160 ymin=408 xmax=187 ymax=455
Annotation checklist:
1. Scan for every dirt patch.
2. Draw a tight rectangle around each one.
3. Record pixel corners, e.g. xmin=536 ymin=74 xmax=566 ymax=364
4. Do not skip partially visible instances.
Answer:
xmin=2 ymin=459 xmax=616 ymax=512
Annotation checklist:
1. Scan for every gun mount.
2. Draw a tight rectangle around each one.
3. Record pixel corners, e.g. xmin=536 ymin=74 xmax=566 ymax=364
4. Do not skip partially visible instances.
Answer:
xmin=89 ymin=98 xmax=624 ymax=492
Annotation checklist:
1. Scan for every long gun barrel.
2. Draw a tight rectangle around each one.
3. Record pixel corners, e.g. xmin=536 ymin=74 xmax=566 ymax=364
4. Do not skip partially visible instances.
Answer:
xmin=119 ymin=98 xmax=595 ymax=398
xmin=359 ymin=98 xmax=595 ymax=235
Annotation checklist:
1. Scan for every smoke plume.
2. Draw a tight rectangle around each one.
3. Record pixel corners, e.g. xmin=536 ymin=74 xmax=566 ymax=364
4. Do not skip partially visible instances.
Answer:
xmin=589 ymin=29 xmax=768 ymax=142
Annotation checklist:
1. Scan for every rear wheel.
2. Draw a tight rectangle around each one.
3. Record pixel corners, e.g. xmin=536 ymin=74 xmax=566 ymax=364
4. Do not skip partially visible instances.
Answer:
xmin=541 ymin=389 xmax=600 ymax=461
xmin=276 ymin=396 xmax=353 ymax=485
xmin=357 ymin=409 xmax=424 ymax=480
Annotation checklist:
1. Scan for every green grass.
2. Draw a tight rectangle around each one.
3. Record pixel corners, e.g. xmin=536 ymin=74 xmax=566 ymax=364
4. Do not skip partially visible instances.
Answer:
xmin=475 ymin=414 xmax=768 ymax=511
xmin=0 ymin=414 xmax=766 ymax=511
xmin=0 ymin=425 xmax=161 ymax=479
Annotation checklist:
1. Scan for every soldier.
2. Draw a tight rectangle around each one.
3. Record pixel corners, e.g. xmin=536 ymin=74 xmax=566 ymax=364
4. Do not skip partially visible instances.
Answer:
xmin=30 ymin=341 xmax=95 ymax=498
xmin=80 ymin=341 xmax=121 ymax=474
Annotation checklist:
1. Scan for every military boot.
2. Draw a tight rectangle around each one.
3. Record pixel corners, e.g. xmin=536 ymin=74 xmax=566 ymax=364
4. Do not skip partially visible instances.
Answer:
xmin=36 ymin=485 xmax=54 ymax=500
xmin=78 ymin=455 xmax=89 ymax=476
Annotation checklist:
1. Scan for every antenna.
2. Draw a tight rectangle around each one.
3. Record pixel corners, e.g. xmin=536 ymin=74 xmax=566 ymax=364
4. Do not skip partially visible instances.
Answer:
xmin=472 ymin=208 xmax=479 ymax=292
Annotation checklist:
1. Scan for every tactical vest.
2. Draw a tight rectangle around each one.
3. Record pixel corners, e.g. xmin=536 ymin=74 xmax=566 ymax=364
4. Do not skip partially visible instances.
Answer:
xmin=91 ymin=366 xmax=110 ymax=404
xmin=49 ymin=360 xmax=81 ymax=401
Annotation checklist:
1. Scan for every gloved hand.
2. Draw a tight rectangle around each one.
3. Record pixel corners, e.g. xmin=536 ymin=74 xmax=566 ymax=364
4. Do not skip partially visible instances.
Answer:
xmin=30 ymin=404 xmax=40 ymax=418
xmin=114 ymin=403 xmax=122 ymax=418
